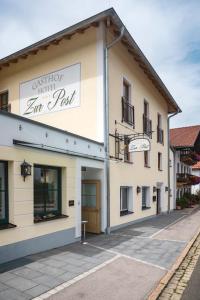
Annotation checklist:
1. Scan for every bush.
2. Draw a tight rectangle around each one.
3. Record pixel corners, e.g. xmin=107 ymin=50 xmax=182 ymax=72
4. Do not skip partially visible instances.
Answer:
xmin=176 ymin=196 xmax=189 ymax=209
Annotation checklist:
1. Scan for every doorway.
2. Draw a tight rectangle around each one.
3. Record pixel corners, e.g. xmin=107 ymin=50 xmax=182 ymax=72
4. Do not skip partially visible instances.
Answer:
xmin=81 ymin=180 xmax=101 ymax=234
xmin=156 ymin=188 xmax=161 ymax=214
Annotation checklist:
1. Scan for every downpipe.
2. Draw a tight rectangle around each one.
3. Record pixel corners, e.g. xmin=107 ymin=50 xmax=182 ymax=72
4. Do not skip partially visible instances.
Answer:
xmin=167 ymin=110 xmax=181 ymax=214
xmin=104 ymin=26 xmax=125 ymax=234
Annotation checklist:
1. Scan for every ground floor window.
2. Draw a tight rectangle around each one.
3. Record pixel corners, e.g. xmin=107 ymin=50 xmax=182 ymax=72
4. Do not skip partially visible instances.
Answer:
xmin=34 ymin=165 xmax=61 ymax=221
xmin=142 ymin=186 xmax=150 ymax=209
xmin=120 ymin=186 xmax=133 ymax=216
xmin=0 ymin=161 xmax=8 ymax=225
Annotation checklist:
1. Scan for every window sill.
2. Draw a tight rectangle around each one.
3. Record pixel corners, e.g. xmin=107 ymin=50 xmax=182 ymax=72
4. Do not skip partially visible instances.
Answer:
xmin=120 ymin=211 xmax=134 ymax=217
xmin=0 ymin=223 xmax=17 ymax=230
xmin=122 ymin=120 xmax=135 ymax=129
xmin=34 ymin=214 xmax=69 ymax=223
xmin=124 ymin=160 xmax=133 ymax=164
xmin=142 ymin=207 xmax=151 ymax=210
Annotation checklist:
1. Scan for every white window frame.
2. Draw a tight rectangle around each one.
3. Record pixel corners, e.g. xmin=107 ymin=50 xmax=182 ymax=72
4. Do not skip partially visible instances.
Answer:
xmin=141 ymin=186 xmax=151 ymax=209
xmin=120 ymin=186 xmax=133 ymax=216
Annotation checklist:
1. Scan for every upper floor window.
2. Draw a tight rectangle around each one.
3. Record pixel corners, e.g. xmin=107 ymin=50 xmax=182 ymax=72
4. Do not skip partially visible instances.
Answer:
xmin=144 ymin=151 xmax=150 ymax=167
xmin=157 ymin=113 xmax=164 ymax=144
xmin=122 ymin=79 xmax=134 ymax=127
xmin=0 ymin=161 xmax=8 ymax=225
xmin=158 ymin=152 xmax=162 ymax=171
xmin=143 ymin=100 xmax=152 ymax=138
xmin=0 ymin=91 xmax=9 ymax=112
xmin=124 ymin=135 xmax=131 ymax=163
xmin=34 ymin=165 xmax=62 ymax=222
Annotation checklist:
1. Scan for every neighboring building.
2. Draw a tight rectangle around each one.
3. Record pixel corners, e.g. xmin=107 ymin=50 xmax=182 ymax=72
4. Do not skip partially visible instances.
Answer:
xmin=0 ymin=8 xmax=180 ymax=263
xmin=170 ymin=125 xmax=200 ymax=205
xmin=192 ymin=162 xmax=200 ymax=194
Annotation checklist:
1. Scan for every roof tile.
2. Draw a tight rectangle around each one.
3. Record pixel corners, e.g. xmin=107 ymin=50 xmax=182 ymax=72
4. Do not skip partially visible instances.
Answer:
xmin=170 ymin=125 xmax=200 ymax=147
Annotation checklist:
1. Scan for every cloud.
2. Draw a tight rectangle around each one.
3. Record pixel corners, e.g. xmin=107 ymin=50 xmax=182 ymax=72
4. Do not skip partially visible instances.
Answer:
xmin=0 ymin=0 xmax=199 ymax=127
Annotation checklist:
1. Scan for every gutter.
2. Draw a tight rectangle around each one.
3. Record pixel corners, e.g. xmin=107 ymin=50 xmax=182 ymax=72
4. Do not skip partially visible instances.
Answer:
xmin=167 ymin=110 xmax=181 ymax=213
xmin=104 ymin=26 xmax=125 ymax=234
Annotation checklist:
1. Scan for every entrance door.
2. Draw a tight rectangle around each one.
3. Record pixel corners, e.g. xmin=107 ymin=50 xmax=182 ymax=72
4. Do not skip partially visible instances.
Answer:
xmin=157 ymin=188 xmax=161 ymax=214
xmin=81 ymin=180 xmax=101 ymax=234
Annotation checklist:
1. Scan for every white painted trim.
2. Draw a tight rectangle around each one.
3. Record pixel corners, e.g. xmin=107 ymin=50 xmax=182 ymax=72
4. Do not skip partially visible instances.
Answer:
xmin=75 ymin=158 xmax=105 ymax=238
xmin=96 ymin=21 xmax=105 ymax=143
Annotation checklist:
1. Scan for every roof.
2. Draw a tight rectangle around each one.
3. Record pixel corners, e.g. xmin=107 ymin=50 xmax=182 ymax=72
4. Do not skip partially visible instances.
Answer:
xmin=0 ymin=8 xmax=181 ymax=114
xmin=170 ymin=125 xmax=200 ymax=148
xmin=192 ymin=161 xmax=200 ymax=170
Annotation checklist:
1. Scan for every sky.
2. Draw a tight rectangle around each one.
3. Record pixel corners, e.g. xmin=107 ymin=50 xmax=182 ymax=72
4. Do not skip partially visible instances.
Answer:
xmin=0 ymin=0 xmax=200 ymax=128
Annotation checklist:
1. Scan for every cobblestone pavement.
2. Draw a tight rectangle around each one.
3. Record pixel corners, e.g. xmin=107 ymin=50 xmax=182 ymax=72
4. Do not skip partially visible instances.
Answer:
xmin=0 ymin=207 xmax=199 ymax=300
xmin=158 ymin=234 xmax=200 ymax=300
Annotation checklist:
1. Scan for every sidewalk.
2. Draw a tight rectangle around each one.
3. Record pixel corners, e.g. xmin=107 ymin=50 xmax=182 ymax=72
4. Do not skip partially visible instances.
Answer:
xmin=0 ymin=207 xmax=199 ymax=300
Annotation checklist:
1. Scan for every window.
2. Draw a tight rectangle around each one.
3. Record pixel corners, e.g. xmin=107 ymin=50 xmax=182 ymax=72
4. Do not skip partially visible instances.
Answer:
xmin=120 ymin=186 xmax=133 ymax=216
xmin=0 ymin=91 xmax=9 ymax=111
xmin=143 ymin=100 xmax=152 ymax=137
xmin=122 ymin=79 xmax=134 ymax=127
xmin=115 ymin=131 xmax=120 ymax=159
xmin=34 ymin=165 xmax=61 ymax=221
xmin=142 ymin=186 xmax=150 ymax=209
xmin=124 ymin=135 xmax=131 ymax=162
xmin=144 ymin=151 xmax=150 ymax=167
xmin=123 ymin=79 xmax=130 ymax=103
xmin=177 ymin=163 xmax=180 ymax=173
xmin=158 ymin=152 xmax=162 ymax=170
xmin=0 ymin=161 xmax=8 ymax=225
xmin=157 ymin=114 xmax=164 ymax=144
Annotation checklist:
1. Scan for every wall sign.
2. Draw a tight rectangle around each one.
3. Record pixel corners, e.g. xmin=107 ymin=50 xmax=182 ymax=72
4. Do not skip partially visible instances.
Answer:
xmin=129 ymin=138 xmax=150 ymax=152
xmin=20 ymin=63 xmax=80 ymax=118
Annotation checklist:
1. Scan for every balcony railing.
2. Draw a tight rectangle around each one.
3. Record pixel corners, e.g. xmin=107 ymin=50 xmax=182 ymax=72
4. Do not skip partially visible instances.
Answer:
xmin=177 ymin=173 xmax=200 ymax=187
xmin=143 ymin=115 xmax=152 ymax=138
xmin=121 ymin=97 xmax=135 ymax=128
xmin=0 ymin=103 xmax=11 ymax=112
xmin=157 ymin=126 xmax=164 ymax=144
xmin=180 ymin=150 xmax=200 ymax=166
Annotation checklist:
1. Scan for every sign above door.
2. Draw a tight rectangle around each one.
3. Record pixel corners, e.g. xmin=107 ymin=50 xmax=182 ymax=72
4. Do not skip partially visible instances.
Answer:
xmin=129 ymin=137 xmax=150 ymax=152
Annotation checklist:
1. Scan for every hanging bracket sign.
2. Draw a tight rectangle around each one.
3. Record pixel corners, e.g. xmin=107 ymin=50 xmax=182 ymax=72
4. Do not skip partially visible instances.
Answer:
xmin=129 ymin=138 xmax=150 ymax=152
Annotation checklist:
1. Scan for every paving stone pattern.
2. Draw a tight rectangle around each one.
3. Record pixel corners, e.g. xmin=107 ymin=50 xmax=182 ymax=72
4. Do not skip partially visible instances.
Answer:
xmin=158 ymin=234 xmax=200 ymax=300
xmin=0 ymin=210 xmax=194 ymax=299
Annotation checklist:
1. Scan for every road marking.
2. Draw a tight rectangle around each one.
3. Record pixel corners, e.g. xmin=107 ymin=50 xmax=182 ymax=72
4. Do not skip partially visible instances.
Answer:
xmin=149 ymin=215 xmax=187 ymax=238
xmin=33 ymin=254 xmax=121 ymax=300
xmin=110 ymin=232 xmax=186 ymax=243
xmin=88 ymin=243 xmax=168 ymax=271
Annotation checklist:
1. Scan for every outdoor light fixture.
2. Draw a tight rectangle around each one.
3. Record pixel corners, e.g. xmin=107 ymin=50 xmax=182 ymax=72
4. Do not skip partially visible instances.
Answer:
xmin=165 ymin=186 xmax=169 ymax=192
xmin=137 ymin=186 xmax=141 ymax=194
xmin=21 ymin=160 xmax=32 ymax=181
xmin=153 ymin=186 xmax=157 ymax=193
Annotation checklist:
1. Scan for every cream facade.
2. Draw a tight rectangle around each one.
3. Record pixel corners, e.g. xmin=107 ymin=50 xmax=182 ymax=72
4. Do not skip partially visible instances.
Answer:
xmin=0 ymin=8 xmax=180 ymax=262
xmin=0 ymin=112 xmax=105 ymax=263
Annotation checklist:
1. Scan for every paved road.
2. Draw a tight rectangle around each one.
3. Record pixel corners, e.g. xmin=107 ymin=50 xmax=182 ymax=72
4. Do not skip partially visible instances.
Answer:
xmin=182 ymin=255 xmax=200 ymax=300
xmin=0 ymin=207 xmax=199 ymax=300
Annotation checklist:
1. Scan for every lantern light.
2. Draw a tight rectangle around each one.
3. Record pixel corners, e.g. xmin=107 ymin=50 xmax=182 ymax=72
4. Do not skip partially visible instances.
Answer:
xmin=21 ymin=160 xmax=32 ymax=181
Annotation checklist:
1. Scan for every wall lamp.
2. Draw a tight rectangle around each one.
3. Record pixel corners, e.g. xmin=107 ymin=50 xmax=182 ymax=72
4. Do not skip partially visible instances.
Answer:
xmin=21 ymin=160 xmax=32 ymax=181
xmin=153 ymin=186 xmax=157 ymax=193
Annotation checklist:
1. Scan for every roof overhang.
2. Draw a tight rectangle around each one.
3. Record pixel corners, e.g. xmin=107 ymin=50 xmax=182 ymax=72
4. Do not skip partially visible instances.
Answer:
xmin=0 ymin=8 xmax=181 ymax=114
